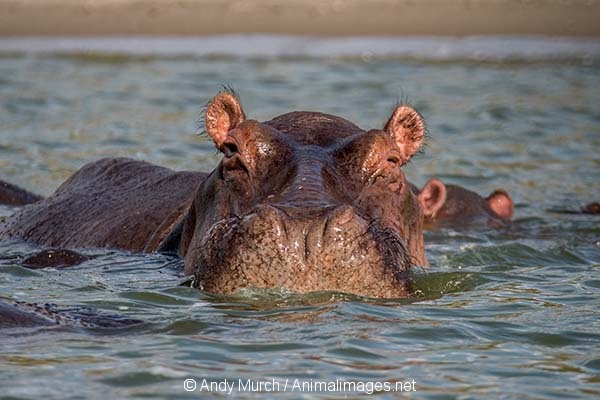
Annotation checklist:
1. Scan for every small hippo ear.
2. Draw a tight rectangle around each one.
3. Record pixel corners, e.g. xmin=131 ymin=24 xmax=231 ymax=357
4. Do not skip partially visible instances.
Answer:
xmin=486 ymin=189 xmax=514 ymax=220
xmin=384 ymin=105 xmax=425 ymax=164
xmin=205 ymin=93 xmax=246 ymax=150
xmin=418 ymin=179 xmax=447 ymax=218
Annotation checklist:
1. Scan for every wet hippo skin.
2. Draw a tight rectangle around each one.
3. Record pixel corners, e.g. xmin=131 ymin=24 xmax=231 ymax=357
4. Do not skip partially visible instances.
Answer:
xmin=0 ymin=158 xmax=206 ymax=252
xmin=548 ymin=201 xmax=600 ymax=215
xmin=21 ymin=249 xmax=90 ymax=269
xmin=0 ymin=91 xmax=428 ymax=299
xmin=582 ymin=202 xmax=600 ymax=214
xmin=0 ymin=179 xmax=43 ymax=206
xmin=0 ymin=299 xmax=142 ymax=329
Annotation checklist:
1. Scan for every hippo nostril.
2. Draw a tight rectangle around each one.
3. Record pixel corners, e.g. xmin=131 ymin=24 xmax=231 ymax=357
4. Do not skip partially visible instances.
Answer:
xmin=328 ymin=205 xmax=355 ymax=226
xmin=254 ymin=204 xmax=279 ymax=219
xmin=241 ymin=204 xmax=287 ymax=241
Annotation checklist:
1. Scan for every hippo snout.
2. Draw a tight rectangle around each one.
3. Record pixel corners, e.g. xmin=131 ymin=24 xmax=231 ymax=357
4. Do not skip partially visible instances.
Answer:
xmin=305 ymin=205 xmax=368 ymax=265
xmin=190 ymin=203 xmax=412 ymax=297
xmin=242 ymin=204 xmax=370 ymax=267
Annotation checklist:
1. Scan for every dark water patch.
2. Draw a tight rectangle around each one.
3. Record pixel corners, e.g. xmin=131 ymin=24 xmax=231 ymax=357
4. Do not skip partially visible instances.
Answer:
xmin=4 ymin=97 xmax=49 ymax=116
xmin=69 ymin=284 xmax=111 ymax=294
xmin=99 ymin=135 xmax=140 ymax=147
xmin=31 ymin=139 xmax=80 ymax=150
xmin=486 ymin=104 xmax=513 ymax=121
xmin=443 ymin=241 xmax=590 ymax=269
xmin=413 ymin=270 xmax=485 ymax=299
xmin=582 ymin=358 xmax=600 ymax=373
xmin=101 ymin=371 xmax=174 ymax=388
xmin=466 ymin=320 xmax=600 ymax=349
xmin=156 ymin=147 xmax=187 ymax=158
xmin=583 ymin=279 xmax=600 ymax=290
xmin=0 ymin=265 xmax=43 ymax=278
xmin=157 ymin=319 xmax=212 ymax=335
xmin=118 ymin=291 xmax=198 ymax=307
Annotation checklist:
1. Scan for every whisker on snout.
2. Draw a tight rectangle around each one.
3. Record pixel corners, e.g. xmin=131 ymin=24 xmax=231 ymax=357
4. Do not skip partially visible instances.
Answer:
xmin=367 ymin=219 xmax=412 ymax=285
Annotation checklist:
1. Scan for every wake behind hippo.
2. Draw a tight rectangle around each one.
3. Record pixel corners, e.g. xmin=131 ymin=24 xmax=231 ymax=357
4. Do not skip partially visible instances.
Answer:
xmin=0 ymin=92 xmax=427 ymax=298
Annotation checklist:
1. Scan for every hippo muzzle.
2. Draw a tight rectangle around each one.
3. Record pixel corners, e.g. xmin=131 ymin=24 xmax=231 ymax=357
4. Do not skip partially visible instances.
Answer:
xmin=190 ymin=204 xmax=412 ymax=297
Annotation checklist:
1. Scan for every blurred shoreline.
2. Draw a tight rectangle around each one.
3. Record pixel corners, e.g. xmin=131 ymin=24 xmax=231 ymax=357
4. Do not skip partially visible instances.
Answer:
xmin=1 ymin=0 xmax=600 ymax=37
xmin=1 ymin=36 xmax=599 ymax=63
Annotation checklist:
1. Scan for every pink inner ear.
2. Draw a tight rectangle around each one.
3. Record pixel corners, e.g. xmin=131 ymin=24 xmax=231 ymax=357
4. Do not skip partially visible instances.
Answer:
xmin=418 ymin=179 xmax=447 ymax=217
xmin=487 ymin=190 xmax=514 ymax=220
xmin=205 ymin=93 xmax=246 ymax=150
xmin=205 ymin=110 xmax=229 ymax=149
xmin=384 ymin=105 xmax=425 ymax=164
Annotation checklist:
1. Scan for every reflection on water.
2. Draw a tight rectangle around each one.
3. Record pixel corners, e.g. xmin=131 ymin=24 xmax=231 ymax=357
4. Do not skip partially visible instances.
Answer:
xmin=0 ymin=37 xmax=599 ymax=399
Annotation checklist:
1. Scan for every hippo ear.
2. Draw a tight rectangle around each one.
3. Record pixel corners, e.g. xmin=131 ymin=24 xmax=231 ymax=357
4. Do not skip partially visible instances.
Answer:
xmin=384 ymin=105 xmax=425 ymax=164
xmin=418 ymin=179 xmax=447 ymax=218
xmin=205 ymin=93 xmax=246 ymax=150
xmin=486 ymin=189 xmax=514 ymax=220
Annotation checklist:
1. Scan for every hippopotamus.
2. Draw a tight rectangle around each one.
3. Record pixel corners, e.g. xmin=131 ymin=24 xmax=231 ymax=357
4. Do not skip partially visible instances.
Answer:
xmin=20 ymin=249 xmax=91 ymax=269
xmin=582 ymin=202 xmax=600 ymax=214
xmin=0 ymin=179 xmax=43 ymax=206
xmin=0 ymin=92 xmax=427 ymax=299
xmin=0 ymin=299 xmax=141 ymax=329
xmin=548 ymin=201 xmax=600 ymax=215
xmin=409 ymin=179 xmax=514 ymax=230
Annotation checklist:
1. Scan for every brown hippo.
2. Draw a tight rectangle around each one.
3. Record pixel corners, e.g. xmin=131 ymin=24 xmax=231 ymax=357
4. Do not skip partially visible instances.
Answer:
xmin=548 ymin=201 xmax=600 ymax=215
xmin=582 ymin=202 xmax=600 ymax=214
xmin=0 ymin=179 xmax=43 ymax=206
xmin=409 ymin=179 xmax=514 ymax=230
xmin=0 ymin=299 xmax=141 ymax=329
xmin=0 ymin=92 xmax=427 ymax=299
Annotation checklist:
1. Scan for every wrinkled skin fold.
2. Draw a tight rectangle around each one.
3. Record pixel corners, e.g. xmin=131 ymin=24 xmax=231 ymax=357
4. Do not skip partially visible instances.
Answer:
xmin=0 ymin=91 xmax=428 ymax=298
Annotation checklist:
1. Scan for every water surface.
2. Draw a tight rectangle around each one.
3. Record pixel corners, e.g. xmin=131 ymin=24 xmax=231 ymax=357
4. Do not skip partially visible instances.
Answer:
xmin=0 ymin=36 xmax=599 ymax=399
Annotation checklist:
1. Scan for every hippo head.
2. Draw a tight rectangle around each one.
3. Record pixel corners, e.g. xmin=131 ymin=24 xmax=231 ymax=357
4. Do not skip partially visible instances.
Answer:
xmin=412 ymin=179 xmax=514 ymax=230
xmin=178 ymin=92 xmax=427 ymax=298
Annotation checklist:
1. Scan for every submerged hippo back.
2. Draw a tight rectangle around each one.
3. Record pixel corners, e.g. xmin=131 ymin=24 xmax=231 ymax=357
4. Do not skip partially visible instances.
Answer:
xmin=0 ymin=158 xmax=205 ymax=251
xmin=180 ymin=92 xmax=427 ymax=298
xmin=0 ymin=179 xmax=43 ymax=206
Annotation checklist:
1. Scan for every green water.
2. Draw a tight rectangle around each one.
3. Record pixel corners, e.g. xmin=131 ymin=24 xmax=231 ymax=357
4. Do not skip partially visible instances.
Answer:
xmin=0 ymin=37 xmax=599 ymax=399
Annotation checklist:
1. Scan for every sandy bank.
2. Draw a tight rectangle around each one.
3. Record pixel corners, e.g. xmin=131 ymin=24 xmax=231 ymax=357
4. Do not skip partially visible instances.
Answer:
xmin=1 ymin=0 xmax=600 ymax=37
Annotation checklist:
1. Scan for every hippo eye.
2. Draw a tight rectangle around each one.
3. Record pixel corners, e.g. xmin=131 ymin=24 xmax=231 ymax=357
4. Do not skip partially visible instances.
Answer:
xmin=221 ymin=139 xmax=249 ymax=176
xmin=222 ymin=141 xmax=238 ymax=158
xmin=386 ymin=150 xmax=401 ymax=167
xmin=387 ymin=155 xmax=400 ymax=166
